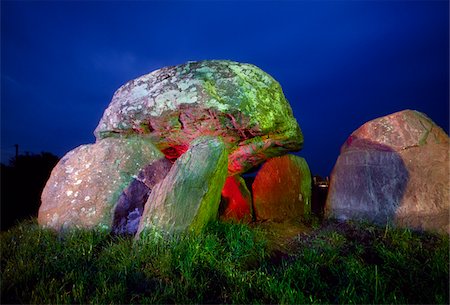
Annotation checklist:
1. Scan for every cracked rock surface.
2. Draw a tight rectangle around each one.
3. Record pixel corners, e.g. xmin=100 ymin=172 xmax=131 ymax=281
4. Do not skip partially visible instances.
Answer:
xmin=326 ymin=110 xmax=449 ymax=233
xmin=95 ymin=60 xmax=303 ymax=175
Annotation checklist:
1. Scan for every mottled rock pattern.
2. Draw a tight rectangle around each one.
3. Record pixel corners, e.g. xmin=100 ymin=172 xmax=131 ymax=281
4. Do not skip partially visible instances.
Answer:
xmin=112 ymin=158 xmax=172 ymax=235
xmin=326 ymin=110 xmax=449 ymax=233
xmin=252 ymin=155 xmax=312 ymax=222
xmin=137 ymin=136 xmax=228 ymax=235
xmin=38 ymin=137 xmax=165 ymax=231
xmin=95 ymin=60 xmax=303 ymax=175
xmin=219 ymin=176 xmax=253 ymax=222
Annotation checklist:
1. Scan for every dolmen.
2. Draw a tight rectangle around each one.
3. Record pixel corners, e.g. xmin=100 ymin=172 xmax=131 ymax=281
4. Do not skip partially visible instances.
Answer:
xmin=38 ymin=60 xmax=312 ymax=236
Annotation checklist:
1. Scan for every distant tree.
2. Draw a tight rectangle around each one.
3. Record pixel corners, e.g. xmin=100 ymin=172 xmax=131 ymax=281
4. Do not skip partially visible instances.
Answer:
xmin=1 ymin=152 xmax=59 ymax=230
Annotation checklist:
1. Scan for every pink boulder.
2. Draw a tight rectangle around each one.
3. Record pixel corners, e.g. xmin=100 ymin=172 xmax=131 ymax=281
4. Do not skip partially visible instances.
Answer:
xmin=326 ymin=110 xmax=449 ymax=233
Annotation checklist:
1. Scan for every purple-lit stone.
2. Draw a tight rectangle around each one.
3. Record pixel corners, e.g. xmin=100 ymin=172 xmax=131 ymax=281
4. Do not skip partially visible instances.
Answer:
xmin=326 ymin=110 xmax=449 ymax=233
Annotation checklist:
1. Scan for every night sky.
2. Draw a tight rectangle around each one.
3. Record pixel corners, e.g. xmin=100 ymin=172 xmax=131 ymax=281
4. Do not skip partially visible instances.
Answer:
xmin=1 ymin=1 xmax=448 ymax=176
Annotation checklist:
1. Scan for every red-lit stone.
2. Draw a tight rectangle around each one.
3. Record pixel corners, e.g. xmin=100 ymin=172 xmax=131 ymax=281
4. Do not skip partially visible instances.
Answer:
xmin=161 ymin=144 xmax=189 ymax=162
xmin=252 ymin=154 xmax=311 ymax=222
xmin=219 ymin=176 xmax=253 ymax=222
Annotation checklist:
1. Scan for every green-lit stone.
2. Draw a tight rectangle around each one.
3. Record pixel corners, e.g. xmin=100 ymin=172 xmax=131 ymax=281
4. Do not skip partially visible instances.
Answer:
xmin=95 ymin=60 xmax=303 ymax=175
xmin=137 ymin=136 xmax=228 ymax=236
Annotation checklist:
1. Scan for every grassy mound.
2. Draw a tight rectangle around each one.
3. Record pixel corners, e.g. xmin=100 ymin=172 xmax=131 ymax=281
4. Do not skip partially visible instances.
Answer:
xmin=1 ymin=218 xmax=448 ymax=304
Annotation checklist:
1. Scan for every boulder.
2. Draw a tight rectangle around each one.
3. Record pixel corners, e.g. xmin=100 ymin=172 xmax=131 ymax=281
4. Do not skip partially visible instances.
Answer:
xmin=326 ymin=110 xmax=449 ymax=233
xmin=94 ymin=60 xmax=303 ymax=175
xmin=252 ymin=154 xmax=312 ymax=222
xmin=219 ymin=176 xmax=253 ymax=222
xmin=112 ymin=158 xmax=172 ymax=235
xmin=38 ymin=136 xmax=165 ymax=231
xmin=137 ymin=136 xmax=228 ymax=236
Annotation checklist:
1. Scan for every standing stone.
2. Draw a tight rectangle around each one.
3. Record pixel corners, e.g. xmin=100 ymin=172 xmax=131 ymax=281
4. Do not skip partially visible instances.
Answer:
xmin=219 ymin=176 xmax=253 ymax=222
xmin=94 ymin=60 xmax=303 ymax=175
xmin=326 ymin=110 xmax=449 ymax=233
xmin=38 ymin=136 xmax=165 ymax=231
xmin=137 ymin=136 xmax=228 ymax=236
xmin=252 ymin=154 xmax=312 ymax=222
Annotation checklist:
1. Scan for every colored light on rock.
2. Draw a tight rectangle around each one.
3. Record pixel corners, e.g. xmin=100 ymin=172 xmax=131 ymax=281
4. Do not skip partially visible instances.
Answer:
xmin=219 ymin=176 xmax=253 ymax=222
xmin=38 ymin=136 xmax=165 ymax=231
xmin=252 ymin=154 xmax=312 ymax=222
xmin=112 ymin=158 xmax=172 ymax=235
xmin=94 ymin=60 xmax=303 ymax=175
xmin=137 ymin=136 xmax=228 ymax=236
xmin=326 ymin=110 xmax=449 ymax=233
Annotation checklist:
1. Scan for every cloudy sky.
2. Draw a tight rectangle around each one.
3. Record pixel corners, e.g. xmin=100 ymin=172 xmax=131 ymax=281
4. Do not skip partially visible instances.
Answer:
xmin=1 ymin=1 xmax=448 ymax=176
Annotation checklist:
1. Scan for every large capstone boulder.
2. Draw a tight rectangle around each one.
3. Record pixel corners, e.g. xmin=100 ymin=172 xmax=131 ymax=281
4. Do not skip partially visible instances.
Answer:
xmin=219 ymin=175 xmax=253 ymax=222
xmin=326 ymin=110 xmax=449 ymax=233
xmin=38 ymin=136 xmax=165 ymax=231
xmin=137 ymin=136 xmax=228 ymax=236
xmin=94 ymin=60 xmax=303 ymax=175
xmin=252 ymin=154 xmax=312 ymax=222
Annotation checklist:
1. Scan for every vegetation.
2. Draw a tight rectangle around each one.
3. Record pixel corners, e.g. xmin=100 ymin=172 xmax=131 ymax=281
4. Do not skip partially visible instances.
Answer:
xmin=1 ymin=218 xmax=448 ymax=304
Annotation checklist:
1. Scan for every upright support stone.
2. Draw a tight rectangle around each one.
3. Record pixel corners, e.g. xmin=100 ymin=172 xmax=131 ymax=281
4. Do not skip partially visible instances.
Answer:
xmin=219 ymin=175 xmax=253 ymax=222
xmin=252 ymin=154 xmax=312 ymax=222
xmin=38 ymin=136 xmax=165 ymax=231
xmin=137 ymin=136 xmax=228 ymax=236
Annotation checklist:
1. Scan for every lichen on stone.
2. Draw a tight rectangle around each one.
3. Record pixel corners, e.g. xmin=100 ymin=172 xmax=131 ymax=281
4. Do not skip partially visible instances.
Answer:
xmin=94 ymin=60 xmax=303 ymax=175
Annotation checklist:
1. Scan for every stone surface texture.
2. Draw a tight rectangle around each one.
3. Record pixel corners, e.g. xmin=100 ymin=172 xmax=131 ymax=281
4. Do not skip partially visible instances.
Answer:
xmin=252 ymin=154 xmax=312 ymax=222
xmin=94 ymin=60 xmax=303 ymax=175
xmin=112 ymin=158 xmax=172 ymax=235
xmin=219 ymin=176 xmax=253 ymax=222
xmin=137 ymin=136 xmax=228 ymax=236
xmin=38 ymin=136 xmax=165 ymax=231
xmin=326 ymin=110 xmax=449 ymax=233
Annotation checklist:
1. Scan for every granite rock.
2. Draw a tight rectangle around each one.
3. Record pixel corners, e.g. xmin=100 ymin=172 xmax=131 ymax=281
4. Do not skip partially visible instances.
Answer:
xmin=137 ymin=136 xmax=228 ymax=235
xmin=38 ymin=136 xmax=165 ymax=231
xmin=95 ymin=60 xmax=303 ymax=175
xmin=326 ymin=110 xmax=449 ymax=233
xmin=252 ymin=154 xmax=312 ymax=222
xmin=112 ymin=158 xmax=172 ymax=235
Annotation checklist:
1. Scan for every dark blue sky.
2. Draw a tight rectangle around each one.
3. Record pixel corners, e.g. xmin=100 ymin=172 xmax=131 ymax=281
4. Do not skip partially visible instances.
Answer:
xmin=1 ymin=1 xmax=449 ymax=176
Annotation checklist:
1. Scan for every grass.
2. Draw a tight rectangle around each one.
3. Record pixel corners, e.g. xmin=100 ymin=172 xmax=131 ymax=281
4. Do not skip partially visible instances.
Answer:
xmin=1 ymin=218 xmax=448 ymax=304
